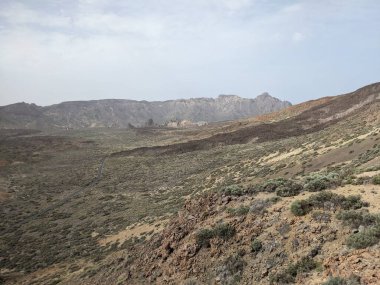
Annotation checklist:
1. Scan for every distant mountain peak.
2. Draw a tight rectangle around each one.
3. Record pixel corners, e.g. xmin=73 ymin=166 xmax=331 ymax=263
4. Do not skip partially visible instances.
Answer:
xmin=217 ymin=94 xmax=241 ymax=98
xmin=256 ymin=92 xmax=271 ymax=98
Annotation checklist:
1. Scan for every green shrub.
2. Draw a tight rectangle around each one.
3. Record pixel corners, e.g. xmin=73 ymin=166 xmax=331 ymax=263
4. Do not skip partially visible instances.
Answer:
xmin=304 ymin=172 xmax=341 ymax=192
xmin=259 ymin=178 xmax=287 ymax=193
xmin=251 ymin=239 xmax=262 ymax=253
xmin=341 ymin=195 xmax=369 ymax=210
xmin=221 ymin=185 xmax=244 ymax=196
xmin=346 ymin=227 xmax=380 ymax=249
xmin=276 ymin=181 xmax=303 ymax=197
xmin=270 ymin=257 xmax=317 ymax=284
xmin=373 ymin=175 xmax=380 ymax=185
xmin=216 ymin=254 xmax=247 ymax=284
xmin=288 ymin=256 xmax=317 ymax=275
xmin=227 ymin=206 xmax=250 ymax=216
xmin=291 ymin=192 xmax=368 ymax=217
xmin=195 ymin=229 xmax=214 ymax=248
xmin=290 ymin=200 xmax=311 ymax=216
xmin=213 ymin=223 xmax=236 ymax=241
xmin=353 ymin=176 xmax=368 ymax=185
xmin=259 ymin=178 xmax=302 ymax=197
xmin=195 ymin=223 xmax=236 ymax=248
xmin=307 ymin=191 xmax=343 ymax=208
xmin=336 ymin=210 xmax=380 ymax=229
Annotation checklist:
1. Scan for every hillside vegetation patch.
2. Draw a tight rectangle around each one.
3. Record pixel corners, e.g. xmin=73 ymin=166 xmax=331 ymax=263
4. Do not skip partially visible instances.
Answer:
xmin=257 ymin=178 xmax=303 ymax=197
xmin=290 ymin=191 xmax=368 ymax=216
xmin=373 ymin=175 xmax=380 ymax=185
xmin=303 ymin=172 xmax=342 ymax=192
xmin=195 ymin=223 xmax=236 ymax=248
xmin=220 ymin=185 xmax=245 ymax=196
xmin=270 ymin=256 xmax=317 ymax=284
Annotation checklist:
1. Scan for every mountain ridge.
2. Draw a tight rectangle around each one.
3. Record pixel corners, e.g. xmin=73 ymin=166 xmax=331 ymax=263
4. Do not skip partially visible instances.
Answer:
xmin=0 ymin=93 xmax=291 ymax=129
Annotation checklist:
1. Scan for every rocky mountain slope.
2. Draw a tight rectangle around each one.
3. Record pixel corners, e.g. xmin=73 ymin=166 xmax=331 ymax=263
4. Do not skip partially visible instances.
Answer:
xmin=0 ymin=93 xmax=291 ymax=129
xmin=0 ymin=82 xmax=379 ymax=285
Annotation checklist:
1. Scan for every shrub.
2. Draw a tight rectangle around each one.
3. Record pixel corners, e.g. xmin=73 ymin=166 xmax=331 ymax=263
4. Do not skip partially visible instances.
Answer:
xmin=259 ymin=178 xmax=288 ymax=193
xmin=304 ymin=172 xmax=341 ymax=192
xmin=290 ymin=200 xmax=311 ymax=216
xmin=311 ymin=191 xmax=349 ymax=208
xmin=216 ymin=254 xmax=247 ymax=284
xmin=353 ymin=176 xmax=368 ymax=185
xmin=341 ymin=195 xmax=369 ymax=210
xmin=227 ymin=206 xmax=250 ymax=216
xmin=336 ymin=210 xmax=380 ymax=229
xmin=307 ymin=191 xmax=341 ymax=208
xmin=251 ymin=239 xmax=262 ymax=253
xmin=373 ymin=175 xmax=380 ymax=185
xmin=276 ymin=181 xmax=303 ymax=197
xmin=258 ymin=178 xmax=303 ymax=197
xmin=288 ymin=256 xmax=317 ymax=275
xmin=346 ymin=227 xmax=380 ymax=249
xmin=195 ymin=223 xmax=236 ymax=248
xmin=195 ymin=229 xmax=214 ymax=248
xmin=213 ymin=223 xmax=236 ymax=241
xmin=221 ymin=185 xmax=244 ymax=196
xmin=291 ymin=192 xmax=368 ymax=216
xmin=270 ymin=257 xmax=317 ymax=284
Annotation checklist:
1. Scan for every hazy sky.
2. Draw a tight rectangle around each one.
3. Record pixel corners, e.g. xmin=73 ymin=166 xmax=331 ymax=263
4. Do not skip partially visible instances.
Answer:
xmin=0 ymin=0 xmax=379 ymax=106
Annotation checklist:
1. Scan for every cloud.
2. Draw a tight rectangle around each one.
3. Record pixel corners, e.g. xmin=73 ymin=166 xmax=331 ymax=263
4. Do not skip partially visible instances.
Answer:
xmin=217 ymin=0 xmax=254 ymax=12
xmin=0 ymin=2 xmax=71 ymax=28
xmin=292 ymin=32 xmax=304 ymax=43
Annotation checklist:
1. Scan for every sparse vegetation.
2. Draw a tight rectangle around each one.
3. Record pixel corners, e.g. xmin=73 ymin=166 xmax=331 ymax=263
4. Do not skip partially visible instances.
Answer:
xmin=1 ymin=83 xmax=380 ymax=284
xmin=270 ymin=257 xmax=317 ymax=284
xmin=250 ymin=197 xmax=281 ymax=214
xmin=373 ymin=175 xmax=380 ymax=185
xmin=195 ymin=229 xmax=215 ymax=248
xmin=221 ymin=185 xmax=245 ymax=196
xmin=216 ymin=254 xmax=247 ymax=284
xmin=290 ymin=200 xmax=311 ymax=216
xmin=227 ymin=206 xmax=250 ymax=216
xmin=195 ymin=223 xmax=236 ymax=248
xmin=291 ymin=192 xmax=369 ymax=216
xmin=258 ymin=178 xmax=302 ymax=197
xmin=312 ymin=210 xmax=331 ymax=223
xmin=336 ymin=210 xmax=380 ymax=228
xmin=329 ymin=276 xmax=361 ymax=285
xmin=213 ymin=223 xmax=236 ymax=241
xmin=251 ymin=239 xmax=262 ymax=253
xmin=347 ymin=226 xmax=380 ymax=249
xmin=303 ymin=172 xmax=341 ymax=192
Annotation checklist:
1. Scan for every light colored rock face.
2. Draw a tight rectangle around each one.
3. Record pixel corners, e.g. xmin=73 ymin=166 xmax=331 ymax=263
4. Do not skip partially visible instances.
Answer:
xmin=0 ymin=93 xmax=291 ymax=129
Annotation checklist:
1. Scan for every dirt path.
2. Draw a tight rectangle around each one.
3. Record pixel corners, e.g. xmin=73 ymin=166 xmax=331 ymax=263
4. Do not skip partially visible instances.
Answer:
xmin=87 ymin=155 xmax=107 ymax=187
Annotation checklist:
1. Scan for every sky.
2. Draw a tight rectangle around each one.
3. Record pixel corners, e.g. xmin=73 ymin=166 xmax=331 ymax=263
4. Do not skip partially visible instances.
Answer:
xmin=0 ymin=0 xmax=379 ymax=106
